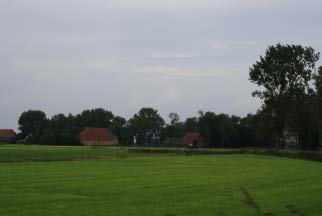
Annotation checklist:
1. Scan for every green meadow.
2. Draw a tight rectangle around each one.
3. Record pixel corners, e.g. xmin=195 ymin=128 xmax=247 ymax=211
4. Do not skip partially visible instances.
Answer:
xmin=1 ymin=145 xmax=322 ymax=216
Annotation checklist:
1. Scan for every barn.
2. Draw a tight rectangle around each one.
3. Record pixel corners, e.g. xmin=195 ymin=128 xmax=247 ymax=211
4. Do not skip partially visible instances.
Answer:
xmin=76 ymin=127 xmax=119 ymax=146
xmin=180 ymin=132 xmax=204 ymax=147
xmin=0 ymin=129 xmax=16 ymax=143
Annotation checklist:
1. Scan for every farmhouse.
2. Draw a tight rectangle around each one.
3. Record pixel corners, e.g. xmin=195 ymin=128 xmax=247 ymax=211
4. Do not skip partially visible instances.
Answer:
xmin=0 ymin=129 xmax=16 ymax=143
xmin=180 ymin=132 xmax=204 ymax=147
xmin=76 ymin=127 xmax=119 ymax=146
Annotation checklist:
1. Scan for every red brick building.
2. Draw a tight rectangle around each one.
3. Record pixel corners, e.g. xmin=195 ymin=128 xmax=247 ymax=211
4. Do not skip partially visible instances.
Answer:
xmin=0 ymin=129 xmax=16 ymax=143
xmin=76 ymin=128 xmax=119 ymax=146
xmin=180 ymin=132 xmax=204 ymax=147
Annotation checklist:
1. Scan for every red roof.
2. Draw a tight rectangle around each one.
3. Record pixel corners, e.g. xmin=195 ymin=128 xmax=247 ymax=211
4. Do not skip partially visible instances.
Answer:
xmin=76 ymin=128 xmax=117 ymax=141
xmin=180 ymin=132 xmax=201 ymax=145
xmin=0 ymin=129 xmax=16 ymax=138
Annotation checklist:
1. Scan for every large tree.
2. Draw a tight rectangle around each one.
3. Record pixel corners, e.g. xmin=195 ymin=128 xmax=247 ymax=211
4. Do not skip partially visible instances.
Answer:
xmin=249 ymin=44 xmax=320 ymax=150
xmin=18 ymin=110 xmax=48 ymax=138
xmin=128 ymin=108 xmax=165 ymax=146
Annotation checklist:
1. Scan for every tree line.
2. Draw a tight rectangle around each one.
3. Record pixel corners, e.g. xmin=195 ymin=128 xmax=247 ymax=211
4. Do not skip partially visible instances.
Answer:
xmin=15 ymin=44 xmax=322 ymax=149
xmin=16 ymin=108 xmax=254 ymax=147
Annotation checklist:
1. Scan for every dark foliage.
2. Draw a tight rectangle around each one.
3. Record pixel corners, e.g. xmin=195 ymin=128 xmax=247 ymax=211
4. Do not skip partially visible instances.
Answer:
xmin=127 ymin=108 xmax=165 ymax=146
xmin=249 ymin=44 xmax=320 ymax=150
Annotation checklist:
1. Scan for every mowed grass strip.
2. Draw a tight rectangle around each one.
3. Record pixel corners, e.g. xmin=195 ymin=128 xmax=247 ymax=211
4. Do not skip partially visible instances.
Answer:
xmin=2 ymin=144 xmax=322 ymax=163
xmin=0 ymin=145 xmax=129 ymax=162
xmin=1 ymin=151 xmax=322 ymax=216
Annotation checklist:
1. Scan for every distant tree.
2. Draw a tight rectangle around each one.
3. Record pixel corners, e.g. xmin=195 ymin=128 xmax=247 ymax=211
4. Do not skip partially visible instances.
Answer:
xmin=198 ymin=111 xmax=217 ymax=147
xmin=66 ymin=113 xmax=82 ymax=134
xmin=76 ymin=108 xmax=114 ymax=128
xmin=249 ymin=44 xmax=320 ymax=150
xmin=236 ymin=114 xmax=256 ymax=147
xmin=249 ymin=108 xmax=275 ymax=147
xmin=183 ymin=117 xmax=199 ymax=133
xmin=128 ymin=108 xmax=165 ymax=146
xmin=39 ymin=131 xmax=80 ymax=146
xmin=121 ymin=123 xmax=135 ymax=145
xmin=55 ymin=132 xmax=81 ymax=146
xmin=39 ymin=132 xmax=56 ymax=145
xmin=110 ymin=116 xmax=127 ymax=144
xmin=160 ymin=113 xmax=184 ymax=145
xmin=169 ymin=113 xmax=180 ymax=125
xmin=18 ymin=110 xmax=48 ymax=140
xmin=42 ymin=113 xmax=81 ymax=146
xmin=216 ymin=114 xmax=239 ymax=147
xmin=198 ymin=112 xmax=240 ymax=148
xmin=50 ymin=113 xmax=69 ymax=132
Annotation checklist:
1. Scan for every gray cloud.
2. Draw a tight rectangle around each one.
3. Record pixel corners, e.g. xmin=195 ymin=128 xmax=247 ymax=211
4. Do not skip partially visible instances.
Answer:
xmin=0 ymin=0 xmax=321 ymax=130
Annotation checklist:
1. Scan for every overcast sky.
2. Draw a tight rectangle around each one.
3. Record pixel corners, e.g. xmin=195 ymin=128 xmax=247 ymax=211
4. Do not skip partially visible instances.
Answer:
xmin=1 ymin=0 xmax=322 ymax=131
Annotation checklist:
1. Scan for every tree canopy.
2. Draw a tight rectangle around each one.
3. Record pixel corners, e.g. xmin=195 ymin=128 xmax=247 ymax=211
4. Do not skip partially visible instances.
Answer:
xmin=18 ymin=110 xmax=48 ymax=137
xmin=128 ymin=108 xmax=165 ymax=145
xmin=249 ymin=44 xmax=320 ymax=150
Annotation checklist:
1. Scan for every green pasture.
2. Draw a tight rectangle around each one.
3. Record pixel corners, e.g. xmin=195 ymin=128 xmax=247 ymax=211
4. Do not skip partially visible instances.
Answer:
xmin=0 ymin=145 xmax=322 ymax=216
xmin=0 ymin=144 xmax=129 ymax=162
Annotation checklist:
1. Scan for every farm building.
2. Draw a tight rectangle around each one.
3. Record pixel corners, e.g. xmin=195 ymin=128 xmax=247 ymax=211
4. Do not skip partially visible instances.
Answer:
xmin=0 ymin=129 xmax=16 ymax=143
xmin=76 ymin=127 xmax=119 ymax=146
xmin=180 ymin=132 xmax=204 ymax=147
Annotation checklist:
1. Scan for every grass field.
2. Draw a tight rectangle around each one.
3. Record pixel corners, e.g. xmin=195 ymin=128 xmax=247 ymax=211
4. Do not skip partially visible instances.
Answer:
xmin=1 ymin=145 xmax=322 ymax=216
